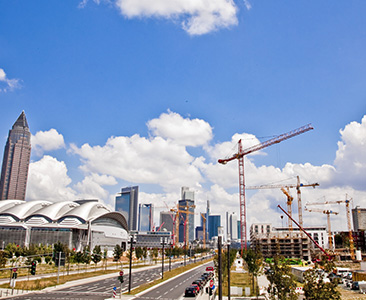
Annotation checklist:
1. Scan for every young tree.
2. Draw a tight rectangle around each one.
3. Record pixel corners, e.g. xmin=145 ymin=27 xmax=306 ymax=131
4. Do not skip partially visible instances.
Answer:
xmin=303 ymin=259 xmax=341 ymax=300
xmin=92 ymin=245 xmax=102 ymax=270
xmin=0 ymin=251 xmax=7 ymax=268
xmin=83 ymin=246 xmax=92 ymax=269
xmin=266 ymin=255 xmax=297 ymax=300
xmin=135 ymin=246 xmax=143 ymax=261
xmin=242 ymin=248 xmax=263 ymax=296
xmin=152 ymin=248 xmax=159 ymax=264
xmin=113 ymin=244 xmax=123 ymax=262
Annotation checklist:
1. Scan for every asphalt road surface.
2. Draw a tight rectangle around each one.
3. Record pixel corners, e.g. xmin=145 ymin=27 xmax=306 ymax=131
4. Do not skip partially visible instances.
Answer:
xmin=5 ymin=258 xmax=211 ymax=300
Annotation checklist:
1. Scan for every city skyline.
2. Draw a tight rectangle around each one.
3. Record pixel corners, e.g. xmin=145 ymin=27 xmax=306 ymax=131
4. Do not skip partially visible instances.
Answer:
xmin=1 ymin=1 xmax=366 ymax=233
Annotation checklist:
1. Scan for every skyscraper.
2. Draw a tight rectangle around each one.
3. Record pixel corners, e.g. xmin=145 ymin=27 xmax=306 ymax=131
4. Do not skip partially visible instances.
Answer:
xmin=138 ymin=203 xmax=153 ymax=232
xmin=115 ymin=186 xmax=139 ymax=230
xmin=160 ymin=211 xmax=175 ymax=233
xmin=0 ymin=111 xmax=31 ymax=200
xmin=208 ymin=215 xmax=221 ymax=240
xmin=226 ymin=212 xmax=238 ymax=241
xmin=178 ymin=186 xmax=195 ymax=243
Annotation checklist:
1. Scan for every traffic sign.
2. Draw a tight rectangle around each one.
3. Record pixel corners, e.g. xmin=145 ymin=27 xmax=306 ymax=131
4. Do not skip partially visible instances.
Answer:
xmin=206 ymin=266 xmax=214 ymax=271
xmin=12 ymin=268 xmax=17 ymax=272
xmin=119 ymin=271 xmax=124 ymax=276
xmin=209 ymin=279 xmax=214 ymax=288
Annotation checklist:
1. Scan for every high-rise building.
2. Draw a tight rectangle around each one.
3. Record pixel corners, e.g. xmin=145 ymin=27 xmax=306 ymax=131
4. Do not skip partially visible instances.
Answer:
xmin=138 ymin=203 xmax=153 ymax=232
xmin=0 ymin=111 xmax=31 ymax=201
xmin=115 ymin=186 xmax=139 ymax=230
xmin=178 ymin=186 xmax=195 ymax=243
xmin=352 ymin=207 xmax=366 ymax=231
xmin=160 ymin=211 xmax=175 ymax=233
xmin=226 ymin=212 xmax=238 ymax=241
xmin=208 ymin=215 xmax=221 ymax=240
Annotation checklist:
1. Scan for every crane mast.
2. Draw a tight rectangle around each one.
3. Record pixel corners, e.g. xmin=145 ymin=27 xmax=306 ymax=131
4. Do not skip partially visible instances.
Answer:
xmin=247 ymin=176 xmax=319 ymax=227
xmin=306 ymin=194 xmax=354 ymax=259
xmin=218 ymin=124 xmax=314 ymax=252
xmin=306 ymin=208 xmax=338 ymax=250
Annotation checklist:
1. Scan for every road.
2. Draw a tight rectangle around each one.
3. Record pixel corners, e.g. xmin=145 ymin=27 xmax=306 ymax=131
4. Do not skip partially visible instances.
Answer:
xmin=4 ymin=258 xmax=211 ymax=300
xmin=134 ymin=262 xmax=212 ymax=300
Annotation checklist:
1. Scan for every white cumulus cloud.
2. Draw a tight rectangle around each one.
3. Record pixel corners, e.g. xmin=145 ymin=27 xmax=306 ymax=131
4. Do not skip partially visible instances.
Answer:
xmin=147 ymin=111 xmax=213 ymax=146
xmin=0 ymin=68 xmax=21 ymax=92
xmin=27 ymin=155 xmax=76 ymax=201
xmin=32 ymin=129 xmax=66 ymax=156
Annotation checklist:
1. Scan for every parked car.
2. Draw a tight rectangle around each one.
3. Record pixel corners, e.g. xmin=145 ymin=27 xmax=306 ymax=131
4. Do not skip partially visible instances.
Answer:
xmin=351 ymin=281 xmax=360 ymax=290
xmin=185 ymin=286 xmax=197 ymax=297
xmin=328 ymin=273 xmax=341 ymax=283
xmin=191 ymin=284 xmax=200 ymax=293
xmin=192 ymin=280 xmax=203 ymax=288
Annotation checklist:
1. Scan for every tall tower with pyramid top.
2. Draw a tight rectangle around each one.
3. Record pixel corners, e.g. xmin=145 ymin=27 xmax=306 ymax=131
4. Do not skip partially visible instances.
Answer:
xmin=0 ymin=111 xmax=31 ymax=200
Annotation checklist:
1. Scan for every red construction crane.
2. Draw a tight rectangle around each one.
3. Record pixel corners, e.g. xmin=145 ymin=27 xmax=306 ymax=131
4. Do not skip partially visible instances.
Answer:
xmin=278 ymin=205 xmax=333 ymax=260
xmin=218 ymin=124 xmax=314 ymax=252
xmin=306 ymin=194 xmax=355 ymax=259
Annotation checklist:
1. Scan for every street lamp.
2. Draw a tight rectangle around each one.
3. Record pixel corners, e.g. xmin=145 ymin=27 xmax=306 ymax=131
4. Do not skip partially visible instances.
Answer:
xmin=169 ymin=240 xmax=173 ymax=272
xmin=160 ymin=236 xmax=168 ymax=280
xmin=128 ymin=234 xmax=136 ymax=293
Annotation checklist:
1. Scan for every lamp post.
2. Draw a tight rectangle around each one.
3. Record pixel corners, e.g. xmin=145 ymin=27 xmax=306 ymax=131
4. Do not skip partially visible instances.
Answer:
xmin=128 ymin=234 xmax=136 ymax=293
xmin=169 ymin=241 xmax=173 ymax=272
xmin=160 ymin=236 xmax=167 ymax=280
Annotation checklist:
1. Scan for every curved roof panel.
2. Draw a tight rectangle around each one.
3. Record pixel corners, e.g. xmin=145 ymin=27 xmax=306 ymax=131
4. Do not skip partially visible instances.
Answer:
xmin=0 ymin=200 xmax=24 ymax=213
xmin=26 ymin=201 xmax=80 ymax=222
xmin=58 ymin=201 xmax=110 ymax=223
xmin=0 ymin=200 xmax=52 ymax=221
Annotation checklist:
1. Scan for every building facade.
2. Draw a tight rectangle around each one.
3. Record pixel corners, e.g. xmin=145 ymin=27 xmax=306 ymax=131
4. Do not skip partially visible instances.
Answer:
xmin=0 ymin=112 xmax=31 ymax=200
xmin=250 ymin=223 xmax=327 ymax=260
xmin=138 ymin=203 xmax=153 ymax=232
xmin=160 ymin=211 xmax=175 ymax=233
xmin=353 ymin=207 xmax=366 ymax=231
xmin=0 ymin=199 xmax=129 ymax=253
xmin=115 ymin=186 xmax=139 ymax=231
xmin=208 ymin=215 xmax=221 ymax=240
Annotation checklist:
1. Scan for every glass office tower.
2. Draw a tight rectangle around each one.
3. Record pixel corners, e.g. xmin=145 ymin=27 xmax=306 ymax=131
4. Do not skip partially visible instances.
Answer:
xmin=138 ymin=203 xmax=153 ymax=232
xmin=115 ymin=186 xmax=138 ymax=230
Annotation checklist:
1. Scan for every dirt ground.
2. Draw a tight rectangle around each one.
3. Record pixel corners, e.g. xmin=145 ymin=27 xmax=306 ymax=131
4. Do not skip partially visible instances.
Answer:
xmin=340 ymin=288 xmax=366 ymax=299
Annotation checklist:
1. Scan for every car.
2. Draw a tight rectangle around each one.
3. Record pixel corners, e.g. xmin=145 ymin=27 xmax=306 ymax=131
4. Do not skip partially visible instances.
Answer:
xmin=351 ymin=281 xmax=360 ymax=290
xmin=192 ymin=280 xmax=203 ymax=288
xmin=328 ymin=273 xmax=341 ymax=283
xmin=199 ymin=276 xmax=207 ymax=284
xmin=185 ymin=286 xmax=197 ymax=297
xmin=191 ymin=284 xmax=200 ymax=293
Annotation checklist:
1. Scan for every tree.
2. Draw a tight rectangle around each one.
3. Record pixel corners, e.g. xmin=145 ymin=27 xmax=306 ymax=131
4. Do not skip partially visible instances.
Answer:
xmin=135 ymin=247 xmax=143 ymax=261
xmin=74 ymin=251 xmax=84 ymax=272
xmin=113 ymin=244 xmax=123 ymax=262
xmin=266 ymin=255 xmax=297 ymax=300
xmin=303 ymin=259 xmax=340 ymax=300
xmin=242 ymin=248 xmax=262 ymax=296
xmin=83 ymin=246 xmax=92 ymax=268
xmin=152 ymin=248 xmax=159 ymax=264
xmin=92 ymin=245 xmax=102 ymax=269
xmin=0 ymin=251 xmax=7 ymax=268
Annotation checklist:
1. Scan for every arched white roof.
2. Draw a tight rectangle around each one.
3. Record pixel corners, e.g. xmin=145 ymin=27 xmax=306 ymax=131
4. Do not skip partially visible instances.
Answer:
xmin=26 ymin=201 xmax=80 ymax=222
xmin=58 ymin=201 xmax=111 ymax=224
xmin=0 ymin=200 xmax=52 ymax=221
xmin=0 ymin=200 xmax=24 ymax=213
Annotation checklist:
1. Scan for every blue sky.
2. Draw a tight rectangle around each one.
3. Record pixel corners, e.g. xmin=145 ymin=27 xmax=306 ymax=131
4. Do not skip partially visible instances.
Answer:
xmin=1 ymin=1 xmax=366 ymax=232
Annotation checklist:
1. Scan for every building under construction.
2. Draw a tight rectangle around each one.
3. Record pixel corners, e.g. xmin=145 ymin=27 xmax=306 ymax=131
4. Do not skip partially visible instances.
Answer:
xmin=250 ymin=223 xmax=328 ymax=260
